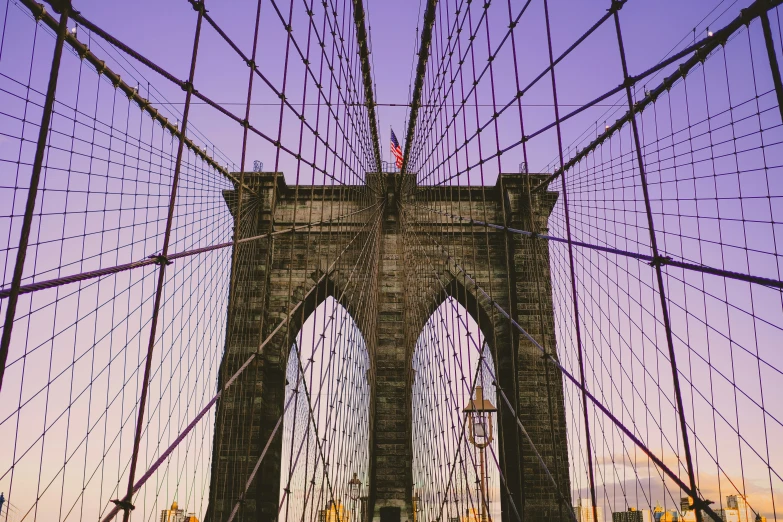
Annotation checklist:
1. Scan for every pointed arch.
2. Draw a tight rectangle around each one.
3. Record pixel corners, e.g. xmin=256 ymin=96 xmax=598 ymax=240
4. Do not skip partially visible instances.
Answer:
xmin=283 ymin=268 xmax=373 ymax=366
xmin=411 ymin=296 xmax=502 ymax=522
xmin=247 ymin=268 xmax=375 ymax=520
xmin=411 ymin=271 xmax=499 ymax=372
xmin=279 ymin=296 xmax=371 ymax=520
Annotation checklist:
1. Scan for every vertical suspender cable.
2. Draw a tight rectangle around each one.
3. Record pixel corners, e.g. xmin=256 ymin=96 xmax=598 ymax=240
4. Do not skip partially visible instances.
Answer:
xmin=119 ymin=3 xmax=205 ymax=521
xmin=542 ymin=0 xmax=600 ymax=519
xmin=610 ymin=4 xmax=710 ymax=521
xmin=760 ymin=9 xmax=783 ymax=125
xmin=0 ymin=0 xmax=71 ymax=392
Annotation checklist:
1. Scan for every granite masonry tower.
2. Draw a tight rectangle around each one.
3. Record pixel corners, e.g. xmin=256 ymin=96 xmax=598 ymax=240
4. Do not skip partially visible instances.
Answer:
xmin=206 ymin=171 xmax=571 ymax=522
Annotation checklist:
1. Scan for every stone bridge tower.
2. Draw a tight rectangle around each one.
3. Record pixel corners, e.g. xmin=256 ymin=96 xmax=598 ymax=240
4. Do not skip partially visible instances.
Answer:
xmin=206 ymin=172 xmax=571 ymax=522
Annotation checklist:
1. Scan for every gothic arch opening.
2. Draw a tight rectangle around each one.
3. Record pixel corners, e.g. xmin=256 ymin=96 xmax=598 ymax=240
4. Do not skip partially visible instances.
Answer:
xmin=278 ymin=296 xmax=370 ymax=521
xmin=411 ymin=296 xmax=502 ymax=522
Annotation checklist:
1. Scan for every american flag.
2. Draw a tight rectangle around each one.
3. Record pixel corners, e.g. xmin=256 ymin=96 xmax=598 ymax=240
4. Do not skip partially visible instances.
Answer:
xmin=390 ymin=130 xmax=403 ymax=169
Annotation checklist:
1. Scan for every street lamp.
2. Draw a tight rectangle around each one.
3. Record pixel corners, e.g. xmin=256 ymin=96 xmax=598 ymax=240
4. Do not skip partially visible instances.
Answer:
xmin=348 ymin=473 xmax=362 ymax=522
xmin=464 ymin=386 xmax=496 ymax=522
xmin=349 ymin=473 xmax=362 ymax=501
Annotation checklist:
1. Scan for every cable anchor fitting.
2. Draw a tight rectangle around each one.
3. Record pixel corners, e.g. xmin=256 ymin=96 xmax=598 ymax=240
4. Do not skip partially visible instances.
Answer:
xmin=189 ymin=0 xmax=206 ymax=13
xmin=110 ymin=499 xmax=135 ymax=512
xmin=45 ymin=0 xmax=73 ymax=14
xmin=608 ymin=0 xmax=626 ymax=14
xmin=622 ymin=76 xmax=637 ymax=90
xmin=739 ymin=8 xmax=751 ymax=27
xmin=148 ymin=254 xmax=173 ymax=266
xmin=690 ymin=497 xmax=714 ymax=513
xmin=649 ymin=255 xmax=672 ymax=267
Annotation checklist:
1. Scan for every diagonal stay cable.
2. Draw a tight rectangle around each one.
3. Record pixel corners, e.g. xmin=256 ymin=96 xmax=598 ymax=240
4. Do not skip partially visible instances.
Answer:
xmin=194 ymin=0 xmax=378 ymax=180
xmin=411 ymin=279 xmax=524 ymax=522
xmin=405 ymin=209 xmax=726 ymax=522
xmin=409 ymin=209 xmax=674 ymax=521
xmin=61 ymin=1 xmax=371 ymax=188
xmin=223 ymin=205 xmax=384 ymax=522
xmin=97 ymin=201 xmax=383 ymax=522
xmin=275 ymin=213 xmax=381 ymax=517
xmin=402 ymin=207 xmax=572 ymax=521
xmin=420 ymin=0 xmax=783 ymax=189
xmin=530 ymin=0 xmax=783 ymax=193
xmin=0 ymin=203 xmax=380 ymax=299
xmin=410 ymin=203 xmax=783 ymax=290
xmin=410 ymin=0 xmax=597 ymax=184
xmin=19 ymin=0 xmax=247 ymax=190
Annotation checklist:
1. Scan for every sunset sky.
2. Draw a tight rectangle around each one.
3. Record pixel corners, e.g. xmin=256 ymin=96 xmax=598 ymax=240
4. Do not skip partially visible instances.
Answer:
xmin=0 ymin=0 xmax=781 ymax=520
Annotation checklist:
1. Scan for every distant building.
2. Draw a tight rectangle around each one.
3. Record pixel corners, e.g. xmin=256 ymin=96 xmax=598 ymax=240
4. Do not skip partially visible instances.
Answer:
xmin=613 ymin=507 xmax=651 ymax=522
xmin=680 ymin=511 xmax=697 ymax=522
xmin=715 ymin=508 xmax=740 ymax=522
xmin=0 ymin=493 xmax=19 ymax=522
xmin=727 ymin=495 xmax=751 ymax=522
xmin=159 ymin=501 xmax=198 ymax=522
xmin=653 ymin=508 xmax=677 ymax=521
xmin=676 ymin=497 xmax=704 ymax=522
xmin=574 ymin=498 xmax=604 ymax=522
xmin=655 ymin=511 xmax=679 ymax=522
xmin=652 ymin=503 xmax=690 ymax=522
xmin=324 ymin=500 xmax=349 ymax=522
xmin=460 ymin=508 xmax=481 ymax=522
xmin=161 ymin=501 xmax=185 ymax=522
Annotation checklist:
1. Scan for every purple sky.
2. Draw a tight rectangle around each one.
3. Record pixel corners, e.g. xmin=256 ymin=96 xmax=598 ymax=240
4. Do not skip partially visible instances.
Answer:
xmin=1 ymin=0 xmax=781 ymax=521
xmin=51 ymin=0 xmax=754 ymax=176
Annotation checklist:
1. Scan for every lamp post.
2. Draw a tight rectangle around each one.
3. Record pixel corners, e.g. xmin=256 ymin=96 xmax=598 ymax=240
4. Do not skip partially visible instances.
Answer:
xmin=359 ymin=496 xmax=368 ymax=522
xmin=464 ymin=386 xmax=496 ymax=522
xmin=349 ymin=473 xmax=362 ymax=522
xmin=412 ymin=491 xmax=421 ymax=522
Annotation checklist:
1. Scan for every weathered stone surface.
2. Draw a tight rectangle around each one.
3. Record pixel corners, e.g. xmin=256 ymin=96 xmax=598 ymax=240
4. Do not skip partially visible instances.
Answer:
xmin=206 ymin=172 xmax=570 ymax=522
